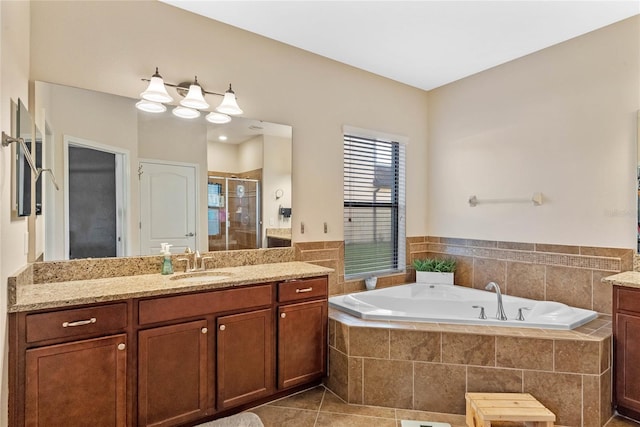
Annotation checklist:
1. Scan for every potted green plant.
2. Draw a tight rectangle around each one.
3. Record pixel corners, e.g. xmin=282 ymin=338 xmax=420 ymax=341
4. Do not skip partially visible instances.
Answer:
xmin=412 ymin=258 xmax=456 ymax=285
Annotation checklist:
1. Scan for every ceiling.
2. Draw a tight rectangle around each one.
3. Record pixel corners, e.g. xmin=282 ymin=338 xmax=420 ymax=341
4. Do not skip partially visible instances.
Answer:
xmin=161 ymin=1 xmax=639 ymax=91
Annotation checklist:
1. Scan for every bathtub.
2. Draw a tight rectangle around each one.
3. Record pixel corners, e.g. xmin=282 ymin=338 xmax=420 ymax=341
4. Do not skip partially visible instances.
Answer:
xmin=328 ymin=282 xmax=598 ymax=330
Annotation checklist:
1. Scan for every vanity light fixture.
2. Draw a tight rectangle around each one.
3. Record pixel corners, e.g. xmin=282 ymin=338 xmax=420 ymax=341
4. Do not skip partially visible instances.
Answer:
xmin=137 ymin=67 xmax=243 ymax=123
xmin=172 ymin=105 xmax=201 ymax=119
xmin=206 ymin=112 xmax=232 ymax=124
xmin=135 ymin=99 xmax=167 ymax=113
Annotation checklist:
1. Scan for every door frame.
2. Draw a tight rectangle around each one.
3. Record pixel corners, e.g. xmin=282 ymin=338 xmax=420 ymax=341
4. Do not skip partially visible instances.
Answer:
xmin=138 ymin=158 xmax=200 ymax=254
xmin=63 ymin=135 xmax=130 ymax=260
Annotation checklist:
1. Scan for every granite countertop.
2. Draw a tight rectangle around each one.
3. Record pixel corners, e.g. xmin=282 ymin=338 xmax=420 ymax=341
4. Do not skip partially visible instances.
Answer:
xmin=9 ymin=261 xmax=333 ymax=313
xmin=601 ymin=271 xmax=640 ymax=290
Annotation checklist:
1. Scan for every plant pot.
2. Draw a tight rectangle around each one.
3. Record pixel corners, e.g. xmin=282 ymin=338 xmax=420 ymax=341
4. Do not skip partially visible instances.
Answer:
xmin=365 ymin=276 xmax=377 ymax=290
xmin=416 ymin=271 xmax=454 ymax=285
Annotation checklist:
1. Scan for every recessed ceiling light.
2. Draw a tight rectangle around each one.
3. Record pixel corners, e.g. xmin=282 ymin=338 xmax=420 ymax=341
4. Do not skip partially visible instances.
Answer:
xmin=219 ymin=135 xmax=228 ymax=141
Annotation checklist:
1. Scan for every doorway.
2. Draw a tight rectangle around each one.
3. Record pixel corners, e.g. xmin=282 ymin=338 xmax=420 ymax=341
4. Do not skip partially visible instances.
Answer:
xmin=64 ymin=137 xmax=128 ymax=259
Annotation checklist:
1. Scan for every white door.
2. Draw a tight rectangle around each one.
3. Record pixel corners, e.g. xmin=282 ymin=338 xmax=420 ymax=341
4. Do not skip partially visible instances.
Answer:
xmin=139 ymin=161 xmax=197 ymax=255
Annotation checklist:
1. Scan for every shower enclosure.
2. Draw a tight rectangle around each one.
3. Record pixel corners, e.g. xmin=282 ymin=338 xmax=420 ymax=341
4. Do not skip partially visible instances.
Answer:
xmin=207 ymin=176 xmax=261 ymax=251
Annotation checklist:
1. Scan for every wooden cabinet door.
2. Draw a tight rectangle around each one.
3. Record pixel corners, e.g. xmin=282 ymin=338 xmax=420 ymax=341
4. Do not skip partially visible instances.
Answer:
xmin=138 ymin=320 xmax=209 ymax=427
xmin=615 ymin=312 xmax=640 ymax=417
xmin=217 ymin=309 xmax=274 ymax=410
xmin=25 ymin=334 xmax=127 ymax=427
xmin=277 ymin=300 xmax=327 ymax=389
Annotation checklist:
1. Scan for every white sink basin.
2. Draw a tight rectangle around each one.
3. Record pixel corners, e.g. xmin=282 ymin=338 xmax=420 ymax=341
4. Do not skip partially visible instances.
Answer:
xmin=170 ymin=271 xmax=232 ymax=283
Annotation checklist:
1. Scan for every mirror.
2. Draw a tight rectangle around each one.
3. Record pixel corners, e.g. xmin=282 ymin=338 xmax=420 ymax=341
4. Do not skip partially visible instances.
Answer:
xmin=16 ymin=99 xmax=33 ymax=217
xmin=35 ymin=81 xmax=292 ymax=261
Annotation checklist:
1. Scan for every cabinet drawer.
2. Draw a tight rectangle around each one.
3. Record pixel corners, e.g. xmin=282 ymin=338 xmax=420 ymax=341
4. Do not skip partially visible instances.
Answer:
xmin=278 ymin=277 xmax=327 ymax=303
xmin=616 ymin=287 xmax=640 ymax=314
xmin=26 ymin=303 xmax=128 ymax=343
xmin=138 ymin=284 xmax=272 ymax=325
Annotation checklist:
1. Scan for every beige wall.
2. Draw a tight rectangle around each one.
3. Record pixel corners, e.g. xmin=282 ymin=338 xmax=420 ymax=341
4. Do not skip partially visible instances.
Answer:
xmin=29 ymin=0 xmax=430 ymax=246
xmin=0 ymin=2 xmax=30 ymax=425
xmin=428 ymin=16 xmax=640 ymax=249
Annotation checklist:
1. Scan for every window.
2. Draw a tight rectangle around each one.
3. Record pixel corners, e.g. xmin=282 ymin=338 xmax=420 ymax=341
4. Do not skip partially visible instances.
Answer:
xmin=343 ymin=132 xmax=406 ymax=278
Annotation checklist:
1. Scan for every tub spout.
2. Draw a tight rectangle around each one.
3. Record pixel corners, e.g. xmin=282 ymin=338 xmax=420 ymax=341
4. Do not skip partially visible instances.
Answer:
xmin=485 ymin=281 xmax=508 ymax=321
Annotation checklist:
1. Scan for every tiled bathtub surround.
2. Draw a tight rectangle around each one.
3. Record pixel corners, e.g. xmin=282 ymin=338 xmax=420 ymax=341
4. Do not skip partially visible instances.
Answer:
xmin=327 ymin=309 xmax=613 ymax=427
xmin=409 ymin=237 xmax=634 ymax=315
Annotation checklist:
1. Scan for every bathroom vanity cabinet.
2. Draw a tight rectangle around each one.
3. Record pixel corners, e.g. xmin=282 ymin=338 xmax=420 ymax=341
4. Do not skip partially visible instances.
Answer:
xmin=9 ymin=275 xmax=328 ymax=427
xmin=613 ymin=285 xmax=640 ymax=421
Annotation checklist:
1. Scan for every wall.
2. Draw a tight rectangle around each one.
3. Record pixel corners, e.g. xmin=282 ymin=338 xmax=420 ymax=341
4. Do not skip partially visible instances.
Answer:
xmin=263 ymin=134 xmax=292 ymax=233
xmin=0 ymin=2 xmax=30 ymax=425
xmin=28 ymin=0 xmax=430 ymax=247
xmin=428 ymin=16 xmax=640 ymax=249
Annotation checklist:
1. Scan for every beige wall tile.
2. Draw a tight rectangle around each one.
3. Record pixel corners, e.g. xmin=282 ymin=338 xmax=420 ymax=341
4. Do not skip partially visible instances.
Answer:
xmin=583 ymin=374 xmax=601 ymax=427
xmin=348 ymin=357 xmax=363 ymax=404
xmin=498 ymin=241 xmax=536 ymax=251
xmin=473 ymin=258 xmax=507 ymax=290
xmin=452 ymin=255 xmax=473 ymax=287
xmin=349 ymin=327 xmax=389 ymax=358
xmin=555 ymin=340 xmax=601 ymax=374
xmin=466 ymin=366 xmax=523 ymax=393
xmin=524 ymin=370 xmax=582 ymax=427
xmin=506 ymin=262 xmax=545 ymax=300
xmin=329 ymin=319 xmax=336 ymax=347
xmin=362 ymin=359 xmax=413 ymax=409
xmin=593 ymin=270 xmax=614 ymax=314
xmin=601 ymin=336 xmax=611 ymax=373
xmin=496 ymin=336 xmax=553 ymax=371
xmin=442 ymin=333 xmax=495 ymax=366
xmin=326 ymin=347 xmax=348 ymax=401
xmin=335 ymin=321 xmax=349 ymax=354
xmin=601 ymin=368 xmax=613 ymax=426
xmin=546 ymin=266 xmax=592 ymax=310
xmin=390 ymin=330 xmax=441 ymax=362
xmin=536 ymin=243 xmax=580 ymax=254
xmin=414 ymin=363 xmax=466 ymax=414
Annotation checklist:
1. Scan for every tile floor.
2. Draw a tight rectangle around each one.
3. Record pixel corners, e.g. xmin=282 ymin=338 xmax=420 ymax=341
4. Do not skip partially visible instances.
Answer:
xmin=244 ymin=385 xmax=640 ymax=427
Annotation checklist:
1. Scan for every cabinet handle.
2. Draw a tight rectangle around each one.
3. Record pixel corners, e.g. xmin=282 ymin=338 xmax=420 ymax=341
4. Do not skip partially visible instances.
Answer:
xmin=117 ymin=343 xmax=126 ymax=351
xmin=280 ymin=313 xmax=286 ymax=319
xmin=62 ymin=317 xmax=97 ymax=328
xmin=296 ymin=287 xmax=313 ymax=293
xmin=201 ymin=327 xmax=208 ymax=334
xmin=219 ymin=325 xmax=225 ymax=331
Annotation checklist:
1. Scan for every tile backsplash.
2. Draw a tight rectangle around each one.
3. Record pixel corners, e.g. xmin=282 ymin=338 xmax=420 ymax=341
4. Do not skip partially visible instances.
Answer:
xmin=410 ymin=237 xmax=634 ymax=314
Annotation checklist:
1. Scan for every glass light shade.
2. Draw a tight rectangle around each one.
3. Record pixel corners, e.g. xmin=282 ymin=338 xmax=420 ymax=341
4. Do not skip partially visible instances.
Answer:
xmin=135 ymin=99 xmax=167 ymax=113
xmin=180 ymin=84 xmax=209 ymax=110
xmin=215 ymin=85 xmax=243 ymax=115
xmin=205 ymin=112 xmax=232 ymax=124
xmin=140 ymin=76 xmax=173 ymax=103
xmin=172 ymin=106 xmax=200 ymax=119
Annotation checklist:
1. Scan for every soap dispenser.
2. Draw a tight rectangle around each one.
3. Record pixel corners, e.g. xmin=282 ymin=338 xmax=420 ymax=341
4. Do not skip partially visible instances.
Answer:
xmin=160 ymin=243 xmax=174 ymax=275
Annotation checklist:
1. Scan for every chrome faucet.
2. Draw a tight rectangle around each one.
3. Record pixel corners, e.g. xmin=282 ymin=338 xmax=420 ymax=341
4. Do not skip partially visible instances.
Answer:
xmin=485 ymin=281 xmax=508 ymax=321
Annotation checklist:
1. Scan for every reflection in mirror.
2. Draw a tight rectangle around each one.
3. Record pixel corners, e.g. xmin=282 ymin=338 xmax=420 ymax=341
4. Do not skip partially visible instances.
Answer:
xmin=35 ymin=81 xmax=292 ymax=261
xmin=637 ymin=111 xmax=640 ymax=252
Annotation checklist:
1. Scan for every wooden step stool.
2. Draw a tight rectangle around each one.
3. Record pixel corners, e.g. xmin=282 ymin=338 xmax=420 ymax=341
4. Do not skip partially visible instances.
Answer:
xmin=465 ymin=393 xmax=555 ymax=427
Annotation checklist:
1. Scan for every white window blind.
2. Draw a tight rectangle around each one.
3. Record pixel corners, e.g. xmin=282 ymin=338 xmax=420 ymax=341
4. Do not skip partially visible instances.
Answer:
xmin=343 ymin=134 xmax=406 ymax=278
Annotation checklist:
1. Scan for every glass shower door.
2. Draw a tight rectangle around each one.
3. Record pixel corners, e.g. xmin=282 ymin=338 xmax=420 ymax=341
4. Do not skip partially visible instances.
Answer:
xmin=208 ymin=176 xmax=261 ymax=251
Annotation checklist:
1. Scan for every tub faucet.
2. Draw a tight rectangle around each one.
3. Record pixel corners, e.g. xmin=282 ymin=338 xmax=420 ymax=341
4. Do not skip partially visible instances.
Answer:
xmin=485 ymin=282 xmax=508 ymax=321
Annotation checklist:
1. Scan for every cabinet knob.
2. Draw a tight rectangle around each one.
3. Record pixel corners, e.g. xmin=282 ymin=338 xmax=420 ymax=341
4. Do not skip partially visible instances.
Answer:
xmin=219 ymin=325 xmax=226 ymax=331
xmin=280 ymin=313 xmax=286 ymax=319
xmin=201 ymin=327 xmax=208 ymax=334
xmin=117 ymin=343 xmax=126 ymax=351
